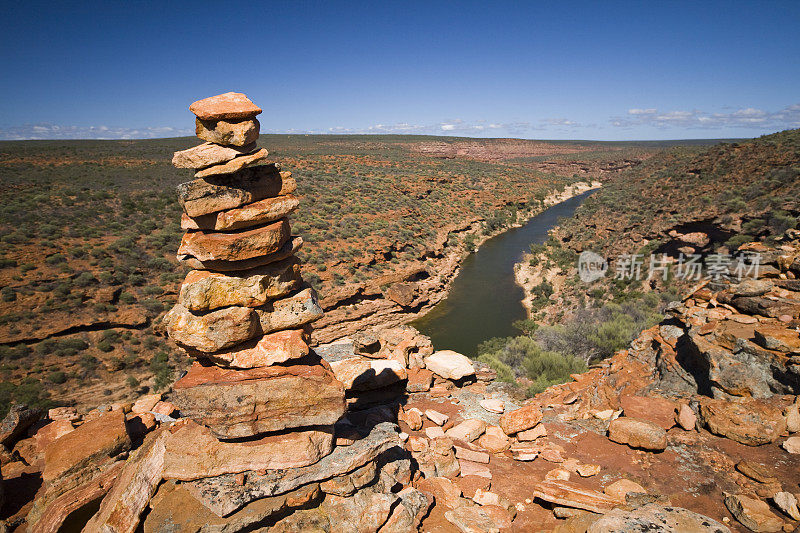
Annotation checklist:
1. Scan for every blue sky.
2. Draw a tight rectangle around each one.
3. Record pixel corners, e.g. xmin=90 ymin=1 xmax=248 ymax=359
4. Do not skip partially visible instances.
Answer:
xmin=1 ymin=1 xmax=798 ymax=141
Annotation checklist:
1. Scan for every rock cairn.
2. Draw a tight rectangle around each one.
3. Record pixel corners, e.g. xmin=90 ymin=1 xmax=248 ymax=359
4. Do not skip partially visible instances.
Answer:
xmin=162 ymin=92 xmax=346 ymax=457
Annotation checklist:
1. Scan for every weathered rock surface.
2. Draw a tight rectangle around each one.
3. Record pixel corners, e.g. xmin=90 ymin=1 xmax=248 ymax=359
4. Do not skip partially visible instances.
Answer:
xmin=85 ymin=428 xmax=168 ymax=533
xmin=190 ymin=92 xmax=263 ymax=121
xmin=181 ymin=194 xmax=299 ymax=231
xmin=724 ymin=493 xmax=784 ymax=532
xmin=162 ymin=421 xmax=334 ymax=479
xmin=143 ymin=480 xmax=321 ymax=533
xmin=30 ymin=461 xmax=123 ymax=533
xmin=253 ymin=287 xmax=324 ymax=334
xmin=532 ymin=480 xmax=619 ymax=514
xmin=424 ymin=350 xmax=475 ymax=380
xmin=42 ymin=410 xmax=130 ymax=483
xmin=169 ymin=361 xmax=346 ymax=439
xmin=181 ymin=422 xmax=401 ymax=516
xmin=588 ymin=504 xmax=731 ymax=532
xmin=195 ymin=329 xmax=310 ymax=368
xmin=178 ymin=257 xmax=301 ymax=311
xmin=178 ymin=219 xmax=290 ymax=262
xmin=499 ymin=405 xmax=543 ymax=436
xmin=195 ymin=149 xmax=272 ymax=178
xmin=446 ymin=418 xmax=487 ymax=442
xmin=698 ymin=399 xmax=787 ymax=446
xmin=164 ymin=304 xmax=258 ymax=352
xmin=196 ymin=117 xmax=260 ymax=146
xmin=172 ymin=141 xmax=258 ymax=169
xmin=444 ymin=504 xmax=501 ymax=533
xmin=177 ymin=166 xmax=293 ymax=217
xmin=329 ymin=356 xmax=407 ymax=391
xmin=166 ymin=288 xmax=322 ymax=352
xmin=607 ymin=417 xmax=667 ymax=451
xmin=179 ymin=234 xmax=302 ymax=271
xmin=0 ymin=404 xmax=41 ymax=447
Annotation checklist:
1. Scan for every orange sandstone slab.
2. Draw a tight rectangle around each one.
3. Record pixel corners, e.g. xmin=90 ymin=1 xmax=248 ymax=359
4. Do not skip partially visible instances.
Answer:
xmin=499 ymin=404 xmax=543 ymax=436
xmin=196 ymin=117 xmax=259 ymax=146
xmin=179 ymin=257 xmax=301 ymax=311
xmin=195 ymin=149 xmax=272 ymax=178
xmin=177 ymin=219 xmax=290 ymax=262
xmin=179 ymin=235 xmax=303 ymax=272
xmin=172 ymin=142 xmax=258 ymax=169
xmin=162 ymin=420 xmax=334 ymax=480
xmin=42 ymin=410 xmax=131 ymax=483
xmin=169 ymin=361 xmax=346 ymax=438
xmin=189 ymin=92 xmax=262 ymax=121
xmin=181 ymin=194 xmax=300 ymax=232
xmin=177 ymin=167 xmax=294 ymax=217
xmin=194 ymin=329 xmax=311 ymax=369
xmin=164 ymin=304 xmax=259 ymax=353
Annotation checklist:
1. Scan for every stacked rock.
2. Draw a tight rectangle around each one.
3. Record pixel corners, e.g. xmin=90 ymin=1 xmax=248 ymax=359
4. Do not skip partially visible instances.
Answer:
xmin=163 ymin=92 xmax=346 ymax=464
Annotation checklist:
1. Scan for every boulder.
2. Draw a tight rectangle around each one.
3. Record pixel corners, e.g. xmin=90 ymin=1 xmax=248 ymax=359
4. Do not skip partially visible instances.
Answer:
xmin=532 ymin=480 xmax=619 ymax=514
xmin=195 ymin=149 xmax=272 ymax=178
xmin=444 ymin=505 xmax=501 ymax=533
xmin=178 ymin=257 xmax=301 ymax=311
xmin=42 ymin=410 xmax=131 ymax=483
xmin=424 ymin=350 xmax=475 ymax=380
xmin=698 ymin=399 xmax=787 ymax=446
xmin=607 ymin=417 xmax=667 ymax=452
xmin=782 ymin=436 xmax=800 ymax=453
xmin=446 ymin=419 xmax=487 ymax=442
xmin=253 ymin=287 xmax=324 ymax=335
xmin=604 ymin=479 xmax=647 ymax=502
xmin=499 ymin=405 xmax=543 ymax=436
xmin=0 ymin=404 xmax=42 ymax=448
xmin=724 ymin=494 xmax=783 ymax=532
xmin=195 ymin=117 xmax=259 ymax=146
xmin=181 ymin=422 xmax=401 ymax=517
xmin=177 ymin=219 xmax=290 ymax=262
xmin=379 ymin=487 xmax=432 ymax=533
xmin=172 ymin=141 xmax=258 ymax=169
xmin=425 ymin=409 xmax=449 ymax=426
xmin=588 ymin=504 xmax=730 ymax=533
xmin=772 ymin=492 xmax=800 ymax=520
xmin=517 ymin=424 xmax=547 ymax=441
xmin=162 ymin=421 xmax=334 ymax=479
xmin=406 ymin=367 xmax=434 ymax=392
xmin=181 ymin=194 xmax=299 ymax=232
xmin=179 ymin=235 xmax=302 ymax=272
xmin=753 ymin=324 xmax=800 ymax=354
xmin=329 ymin=356 xmax=407 ymax=391
xmin=676 ymin=404 xmax=698 ymax=431
xmin=416 ymin=476 xmax=463 ymax=509
xmin=454 ymin=446 xmax=490 ymax=464
xmin=620 ymin=395 xmax=675 ymax=430
xmin=189 ymin=92 xmax=262 ymax=121
xmin=197 ymin=329 xmax=310 ymax=369
xmin=164 ymin=304 xmax=259 ymax=353
xmin=177 ymin=166 xmax=293 ymax=217
xmin=480 ymin=399 xmax=504 ymax=414
xmin=169 ymin=361 xmax=346 ymax=439
xmin=132 ymin=394 xmax=161 ymax=414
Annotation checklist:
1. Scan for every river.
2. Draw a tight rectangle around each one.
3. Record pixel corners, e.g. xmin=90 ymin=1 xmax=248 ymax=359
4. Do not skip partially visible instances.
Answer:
xmin=410 ymin=190 xmax=595 ymax=357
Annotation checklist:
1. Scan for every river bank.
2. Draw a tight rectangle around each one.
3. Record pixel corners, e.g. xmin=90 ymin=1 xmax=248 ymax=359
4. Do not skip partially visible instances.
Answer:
xmin=513 ymin=182 xmax=601 ymax=319
xmin=313 ymin=180 xmax=602 ymax=346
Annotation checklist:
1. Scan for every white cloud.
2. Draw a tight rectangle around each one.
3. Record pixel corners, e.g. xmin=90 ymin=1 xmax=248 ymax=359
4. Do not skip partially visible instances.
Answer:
xmin=0 ymin=123 xmax=193 ymax=140
xmin=541 ymin=118 xmax=580 ymax=127
xmin=441 ymin=124 xmax=455 ymax=131
xmin=611 ymin=104 xmax=800 ymax=130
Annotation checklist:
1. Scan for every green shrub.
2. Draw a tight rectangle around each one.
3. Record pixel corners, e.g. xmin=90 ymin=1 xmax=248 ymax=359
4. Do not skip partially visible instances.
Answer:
xmin=48 ymin=371 xmax=68 ymax=384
